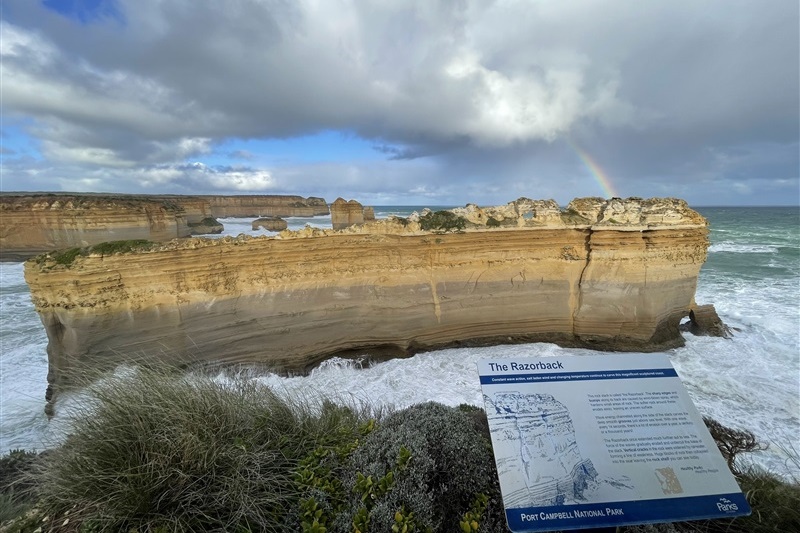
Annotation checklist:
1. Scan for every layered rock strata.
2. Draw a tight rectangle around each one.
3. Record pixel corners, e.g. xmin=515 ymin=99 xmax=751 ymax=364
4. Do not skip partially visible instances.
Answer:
xmin=204 ymin=195 xmax=329 ymax=218
xmin=24 ymin=197 xmax=709 ymax=401
xmin=331 ymin=198 xmax=367 ymax=229
xmin=1 ymin=193 xmax=329 ymax=260
xmin=0 ymin=194 xmax=214 ymax=261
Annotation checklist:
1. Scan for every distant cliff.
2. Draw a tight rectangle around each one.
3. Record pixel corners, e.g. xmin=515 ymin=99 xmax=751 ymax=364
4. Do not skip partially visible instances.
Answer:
xmin=23 ymin=197 xmax=709 ymax=402
xmin=203 ymin=195 xmax=329 ymax=218
xmin=0 ymin=193 xmax=329 ymax=260
xmin=0 ymin=194 xmax=213 ymax=261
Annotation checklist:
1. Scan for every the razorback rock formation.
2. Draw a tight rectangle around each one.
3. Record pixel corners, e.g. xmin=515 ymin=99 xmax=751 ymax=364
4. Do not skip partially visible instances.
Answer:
xmin=24 ymin=197 xmax=709 ymax=403
xmin=0 ymin=193 xmax=329 ymax=260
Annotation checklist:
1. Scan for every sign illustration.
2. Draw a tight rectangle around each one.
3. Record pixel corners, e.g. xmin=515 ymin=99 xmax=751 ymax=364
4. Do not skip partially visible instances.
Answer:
xmin=478 ymin=354 xmax=750 ymax=531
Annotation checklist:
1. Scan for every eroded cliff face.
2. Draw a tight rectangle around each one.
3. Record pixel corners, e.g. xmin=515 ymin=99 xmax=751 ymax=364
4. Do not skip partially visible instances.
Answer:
xmin=1 ymin=193 xmax=329 ymax=260
xmin=23 ymin=197 xmax=709 ymax=400
xmin=0 ymin=194 xmax=209 ymax=261
xmin=204 ymin=195 xmax=329 ymax=217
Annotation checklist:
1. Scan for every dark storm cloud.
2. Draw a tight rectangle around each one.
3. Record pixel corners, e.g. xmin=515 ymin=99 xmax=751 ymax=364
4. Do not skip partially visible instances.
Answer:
xmin=0 ymin=0 xmax=797 ymax=204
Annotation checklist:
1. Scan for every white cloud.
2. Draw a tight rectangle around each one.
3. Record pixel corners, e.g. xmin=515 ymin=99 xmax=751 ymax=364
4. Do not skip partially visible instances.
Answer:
xmin=0 ymin=0 xmax=795 ymax=204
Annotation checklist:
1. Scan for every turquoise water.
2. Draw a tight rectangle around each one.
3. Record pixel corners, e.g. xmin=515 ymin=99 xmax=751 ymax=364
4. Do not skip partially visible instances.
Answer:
xmin=1 ymin=206 xmax=798 ymax=478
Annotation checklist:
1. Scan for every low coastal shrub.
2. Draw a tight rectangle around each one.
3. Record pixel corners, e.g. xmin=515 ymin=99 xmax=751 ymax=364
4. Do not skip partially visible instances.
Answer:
xmin=560 ymin=207 xmax=590 ymax=224
xmin=419 ymin=211 xmax=467 ymax=233
xmin=50 ymin=247 xmax=82 ymax=266
xmin=328 ymin=402 xmax=505 ymax=533
xmin=485 ymin=217 xmax=501 ymax=228
xmin=42 ymin=240 xmax=157 ymax=267
xmin=30 ymin=369 xmax=372 ymax=532
xmin=3 ymin=373 xmax=798 ymax=533
xmin=89 ymin=239 xmax=156 ymax=256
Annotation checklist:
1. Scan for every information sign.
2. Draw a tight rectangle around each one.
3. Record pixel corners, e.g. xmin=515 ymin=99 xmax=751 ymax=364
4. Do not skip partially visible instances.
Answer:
xmin=477 ymin=353 xmax=750 ymax=531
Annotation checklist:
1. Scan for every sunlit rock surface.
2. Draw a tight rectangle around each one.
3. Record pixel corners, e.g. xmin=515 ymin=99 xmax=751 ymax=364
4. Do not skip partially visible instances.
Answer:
xmin=23 ymin=197 xmax=709 ymax=401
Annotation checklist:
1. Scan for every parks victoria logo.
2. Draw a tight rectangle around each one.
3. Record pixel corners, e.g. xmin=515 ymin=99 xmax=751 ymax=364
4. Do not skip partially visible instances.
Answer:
xmin=717 ymin=497 xmax=739 ymax=513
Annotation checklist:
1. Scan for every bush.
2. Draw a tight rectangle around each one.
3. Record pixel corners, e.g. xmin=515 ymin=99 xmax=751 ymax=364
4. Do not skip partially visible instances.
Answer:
xmin=485 ymin=217 xmax=501 ymax=228
xmin=329 ymin=402 xmax=505 ymax=533
xmin=419 ymin=211 xmax=466 ymax=233
xmin=32 ymin=369 xmax=371 ymax=533
xmin=89 ymin=239 xmax=155 ymax=256
xmin=50 ymin=247 xmax=82 ymax=266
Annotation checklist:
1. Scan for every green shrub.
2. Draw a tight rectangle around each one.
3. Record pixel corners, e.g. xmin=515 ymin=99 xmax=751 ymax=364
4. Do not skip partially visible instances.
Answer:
xmin=51 ymin=247 xmax=82 ymax=266
xmin=485 ymin=217 xmax=501 ymax=228
xmin=419 ymin=211 xmax=466 ymax=233
xmin=560 ymin=208 xmax=590 ymax=224
xmin=33 ymin=369 xmax=372 ymax=533
xmin=330 ymin=402 xmax=505 ymax=533
xmin=89 ymin=239 xmax=156 ymax=256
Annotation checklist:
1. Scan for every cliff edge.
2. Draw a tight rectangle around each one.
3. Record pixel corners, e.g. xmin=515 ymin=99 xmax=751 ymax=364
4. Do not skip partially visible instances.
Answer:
xmin=1 ymin=193 xmax=329 ymax=260
xmin=23 ymin=197 xmax=709 ymax=401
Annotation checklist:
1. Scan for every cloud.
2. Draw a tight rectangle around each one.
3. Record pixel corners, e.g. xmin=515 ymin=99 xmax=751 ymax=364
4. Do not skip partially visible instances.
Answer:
xmin=0 ymin=0 xmax=796 ymax=204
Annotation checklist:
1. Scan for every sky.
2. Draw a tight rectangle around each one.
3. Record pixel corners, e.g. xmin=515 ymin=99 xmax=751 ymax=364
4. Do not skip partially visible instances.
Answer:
xmin=1 ymin=0 xmax=798 ymax=206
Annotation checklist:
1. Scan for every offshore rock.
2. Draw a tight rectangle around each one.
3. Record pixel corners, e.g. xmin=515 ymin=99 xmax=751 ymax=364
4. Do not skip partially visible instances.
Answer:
xmin=331 ymin=198 xmax=366 ymax=229
xmin=252 ymin=217 xmax=288 ymax=232
xmin=683 ymin=304 xmax=732 ymax=338
xmin=187 ymin=217 xmax=224 ymax=235
xmin=23 ymin=197 xmax=709 ymax=401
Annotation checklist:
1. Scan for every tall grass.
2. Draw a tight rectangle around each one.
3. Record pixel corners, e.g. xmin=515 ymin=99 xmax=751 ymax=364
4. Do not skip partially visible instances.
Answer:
xmin=33 ymin=368 xmax=373 ymax=532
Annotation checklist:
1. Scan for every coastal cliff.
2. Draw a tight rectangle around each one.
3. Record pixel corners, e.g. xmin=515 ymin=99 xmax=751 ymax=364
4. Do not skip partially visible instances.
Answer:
xmin=23 ymin=197 xmax=709 ymax=399
xmin=203 ymin=195 xmax=329 ymax=217
xmin=0 ymin=194 xmax=212 ymax=261
xmin=1 ymin=193 xmax=328 ymax=260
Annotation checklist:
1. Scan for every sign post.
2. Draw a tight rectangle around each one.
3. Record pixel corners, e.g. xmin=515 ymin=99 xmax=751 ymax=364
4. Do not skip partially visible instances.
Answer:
xmin=477 ymin=353 xmax=750 ymax=531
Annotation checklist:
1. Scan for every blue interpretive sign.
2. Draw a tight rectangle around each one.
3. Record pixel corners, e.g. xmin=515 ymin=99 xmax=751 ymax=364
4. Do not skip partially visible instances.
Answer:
xmin=477 ymin=353 xmax=750 ymax=532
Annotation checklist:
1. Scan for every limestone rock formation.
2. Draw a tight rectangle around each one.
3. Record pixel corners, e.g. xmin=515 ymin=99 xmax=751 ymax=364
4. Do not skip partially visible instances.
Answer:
xmin=0 ymin=193 xmax=330 ymax=260
xmin=204 ymin=195 xmax=329 ymax=218
xmin=23 ymin=197 xmax=709 ymax=403
xmin=252 ymin=217 xmax=288 ymax=232
xmin=187 ymin=217 xmax=224 ymax=235
xmin=0 ymin=194 xmax=211 ymax=261
xmin=331 ymin=198 xmax=366 ymax=229
xmin=682 ymin=304 xmax=732 ymax=338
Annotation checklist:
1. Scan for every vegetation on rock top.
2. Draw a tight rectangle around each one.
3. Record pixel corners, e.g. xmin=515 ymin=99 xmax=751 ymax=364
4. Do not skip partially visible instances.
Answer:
xmin=42 ymin=240 xmax=158 ymax=267
xmin=419 ymin=211 xmax=467 ymax=233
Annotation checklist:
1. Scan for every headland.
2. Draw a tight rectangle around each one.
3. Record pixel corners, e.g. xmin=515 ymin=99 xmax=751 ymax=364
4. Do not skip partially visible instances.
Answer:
xmin=22 ymin=196 xmax=709 ymax=403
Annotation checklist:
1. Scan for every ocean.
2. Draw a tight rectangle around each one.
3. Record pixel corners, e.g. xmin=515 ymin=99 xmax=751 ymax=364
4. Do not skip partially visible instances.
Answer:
xmin=1 ymin=206 xmax=798 ymax=479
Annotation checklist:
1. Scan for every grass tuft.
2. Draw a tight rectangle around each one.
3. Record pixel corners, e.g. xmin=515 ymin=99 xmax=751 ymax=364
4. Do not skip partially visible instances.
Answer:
xmin=31 ymin=368 xmax=373 ymax=532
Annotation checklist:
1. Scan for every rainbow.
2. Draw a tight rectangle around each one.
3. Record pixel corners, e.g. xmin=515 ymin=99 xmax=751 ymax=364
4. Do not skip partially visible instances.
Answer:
xmin=568 ymin=141 xmax=619 ymax=199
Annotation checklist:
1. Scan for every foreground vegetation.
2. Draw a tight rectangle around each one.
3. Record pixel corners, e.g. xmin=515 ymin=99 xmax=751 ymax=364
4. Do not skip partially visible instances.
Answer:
xmin=1 ymin=369 xmax=797 ymax=533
